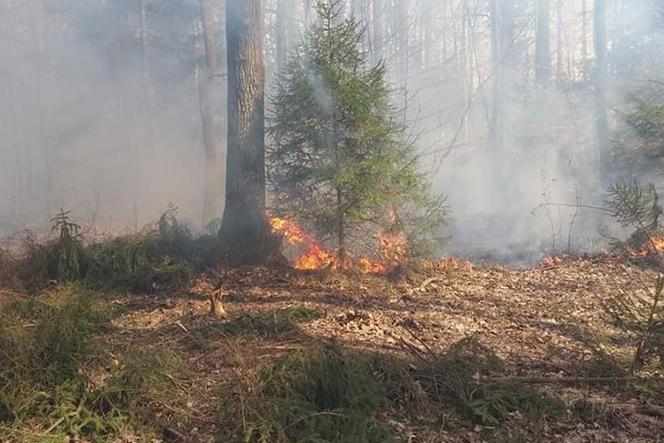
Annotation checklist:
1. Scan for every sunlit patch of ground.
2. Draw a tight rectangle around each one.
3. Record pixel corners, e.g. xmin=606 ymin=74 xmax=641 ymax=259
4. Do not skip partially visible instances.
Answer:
xmin=92 ymin=258 xmax=664 ymax=442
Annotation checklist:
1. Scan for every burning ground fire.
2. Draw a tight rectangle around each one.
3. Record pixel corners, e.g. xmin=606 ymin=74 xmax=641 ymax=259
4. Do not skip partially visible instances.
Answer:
xmin=267 ymin=213 xmax=408 ymax=273
xmin=627 ymin=234 xmax=664 ymax=258
xmin=267 ymin=213 xmax=472 ymax=273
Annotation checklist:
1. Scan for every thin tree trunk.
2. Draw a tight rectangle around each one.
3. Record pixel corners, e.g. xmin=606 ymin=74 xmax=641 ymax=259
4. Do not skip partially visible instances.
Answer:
xmin=593 ymin=0 xmax=610 ymax=181
xmin=276 ymin=0 xmax=289 ymax=71
xmin=421 ymin=0 xmax=435 ymax=70
xmin=535 ymin=0 xmax=551 ymax=87
xmin=459 ymin=0 xmax=471 ymax=140
xmin=28 ymin=0 xmax=53 ymax=214
xmin=304 ymin=0 xmax=313 ymax=25
xmin=489 ymin=0 xmax=504 ymax=152
xmin=397 ymin=0 xmax=409 ymax=83
xmin=371 ymin=0 xmax=383 ymax=64
xmin=199 ymin=0 xmax=225 ymax=227
xmin=220 ymin=0 xmax=268 ymax=265
xmin=581 ymin=0 xmax=589 ymax=69
xmin=556 ymin=0 xmax=563 ymax=78
xmin=336 ymin=186 xmax=346 ymax=266
xmin=136 ymin=0 xmax=153 ymax=232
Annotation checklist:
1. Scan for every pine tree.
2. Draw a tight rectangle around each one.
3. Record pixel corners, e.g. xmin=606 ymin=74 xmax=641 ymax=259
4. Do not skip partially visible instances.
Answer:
xmin=268 ymin=0 xmax=446 ymax=263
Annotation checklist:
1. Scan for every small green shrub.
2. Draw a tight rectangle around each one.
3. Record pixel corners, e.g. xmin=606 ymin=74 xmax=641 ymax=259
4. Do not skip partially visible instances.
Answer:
xmin=376 ymin=337 xmax=563 ymax=427
xmin=605 ymin=276 xmax=664 ymax=372
xmin=220 ymin=343 xmax=396 ymax=443
xmin=152 ymin=205 xmax=195 ymax=261
xmin=99 ymin=348 xmax=183 ymax=414
xmin=0 ymin=248 xmax=21 ymax=290
xmin=86 ymin=236 xmax=154 ymax=292
xmin=0 ymin=285 xmax=110 ymax=381
xmin=47 ymin=210 xmax=86 ymax=282
xmin=0 ymin=286 xmax=184 ymax=441
xmin=0 ymin=285 xmax=124 ymax=441
xmin=466 ymin=383 xmax=563 ymax=425
xmin=16 ymin=206 xmax=200 ymax=293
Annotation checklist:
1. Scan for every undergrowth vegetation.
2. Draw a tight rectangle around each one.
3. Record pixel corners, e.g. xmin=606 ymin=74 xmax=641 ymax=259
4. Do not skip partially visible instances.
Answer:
xmin=219 ymin=338 xmax=566 ymax=442
xmin=220 ymin=343 xmax=396 ymax=443
xmin=0 ymin=284 xmax=183 ymax=442
xmin=9 ymin=206 xmax=216 ymax=293
xmin=200 ymin=307 xmax=323 ymax=339
xmin=375 ymin=337 xmax=564 ymax=427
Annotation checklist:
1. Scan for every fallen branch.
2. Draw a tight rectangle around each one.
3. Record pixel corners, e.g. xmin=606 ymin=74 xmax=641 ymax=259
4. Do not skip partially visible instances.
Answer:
xmin=44 ymin=417 xmax=65 ymax=434
xmin=174 ymin=321 xmax=189 ymax=334
xmin=402 ymin=323 xmax=435 ymax=357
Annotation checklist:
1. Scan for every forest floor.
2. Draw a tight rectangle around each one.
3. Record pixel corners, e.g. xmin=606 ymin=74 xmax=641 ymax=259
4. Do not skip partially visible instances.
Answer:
xmin=2 ymin=256 xmax=664 ymax=442
xmin=99 ymin=257 xmax=663 ymax=442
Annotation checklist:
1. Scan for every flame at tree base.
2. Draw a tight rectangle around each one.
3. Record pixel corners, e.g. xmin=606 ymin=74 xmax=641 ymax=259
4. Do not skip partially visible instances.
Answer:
xmin=267 ymin=213 xmax=407 ymax=273
xmin=626 ymin=234 xmax=664 ymax=258
xmin=267 ymin=213 xmax=472 ymax=273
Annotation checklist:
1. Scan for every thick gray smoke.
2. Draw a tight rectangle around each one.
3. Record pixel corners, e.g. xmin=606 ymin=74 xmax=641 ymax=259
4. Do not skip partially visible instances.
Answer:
xmin=0 ymin=0 xmax=208 ymax=237
xmin=400 ymin=0 xmax=664 ymax=263
xmin=1 ymin=0 xmax=662 ymax=263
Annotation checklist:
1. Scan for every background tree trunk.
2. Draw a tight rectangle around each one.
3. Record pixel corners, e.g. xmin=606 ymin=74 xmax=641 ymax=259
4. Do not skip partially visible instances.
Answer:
xmin=535 ymin=0 xmax=551 ymax=87
xmin=421 ymin=0 xmax=435 ymax=70
xmin=489 ymin=0 xmax=505 ymax=152
xmin=594 ymin=0 xmax=610 ymax=181
xmin=276 ymin=0 xmax=290 ymax=72
xmin=220 ymin=0 xmax=268 ymax=264
xmin=371 ymin=0 xmax=383 ymax=64
xmin=199 ymin=0 xmax=225 ymax=227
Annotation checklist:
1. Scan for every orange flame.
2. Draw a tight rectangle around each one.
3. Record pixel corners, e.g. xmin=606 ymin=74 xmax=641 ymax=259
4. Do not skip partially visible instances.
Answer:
xmin=627 ymin=234 xmax=664 ymax=258
xmin=267 ymin=213 xmax=408 ymax=273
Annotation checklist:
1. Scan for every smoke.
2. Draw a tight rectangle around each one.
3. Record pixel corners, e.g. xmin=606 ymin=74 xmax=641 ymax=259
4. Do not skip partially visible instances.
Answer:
xmin=400 ymin=0 xmax=664 ymax=263
xmin=1 ymin=0 xmax=662 ymax=263
xmin=0 ymin=0 xmax=207 ymax=236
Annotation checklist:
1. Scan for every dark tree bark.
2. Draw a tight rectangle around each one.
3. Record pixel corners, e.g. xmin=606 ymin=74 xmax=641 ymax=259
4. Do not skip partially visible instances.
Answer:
xmin=220 ymin=0 xmax=268 ymax=264
xmin=199 ymin=0 xmax=225 ymax=226
xmin=594 ymin=0 xmax=610 ymax=181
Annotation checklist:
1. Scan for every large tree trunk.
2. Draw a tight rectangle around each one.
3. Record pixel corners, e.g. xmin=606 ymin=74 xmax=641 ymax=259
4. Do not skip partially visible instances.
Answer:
xmin=199 ymin=0 xmax=225 ymax=227
xmin=220 ymin=0 xmax=268 ymax=265
xmin=535 ymin=0 xmax=551 ymax=87
xmin=593 ymin=0 xmax=610 ymax=181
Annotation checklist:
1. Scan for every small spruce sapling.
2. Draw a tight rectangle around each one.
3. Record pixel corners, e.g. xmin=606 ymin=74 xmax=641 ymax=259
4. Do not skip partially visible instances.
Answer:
xmin=605 ymin=179 xmax=664 ymax=372
xmin=268 ymin=0 xmax=446 ymax=264
xmin=606 ymin=179 xmax=662 ymax=253
xmin=49 ymin=209 xmax=85 ymax=282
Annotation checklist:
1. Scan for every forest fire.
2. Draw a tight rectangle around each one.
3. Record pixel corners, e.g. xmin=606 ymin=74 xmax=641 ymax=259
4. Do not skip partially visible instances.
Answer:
xmin=267 ymin=213 xmax=408 ymax=273
xmin=628 ymin=235 xmax=664 ymax=258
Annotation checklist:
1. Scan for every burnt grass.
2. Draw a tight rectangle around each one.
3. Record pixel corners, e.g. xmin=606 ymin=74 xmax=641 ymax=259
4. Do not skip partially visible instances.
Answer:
xmin=1 ymin=258 xmax=664 ymax=442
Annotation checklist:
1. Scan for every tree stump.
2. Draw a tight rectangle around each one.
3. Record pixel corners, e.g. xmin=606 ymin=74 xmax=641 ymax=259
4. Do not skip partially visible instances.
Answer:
xmin=210 ymin=288 xmax=227 ymax=318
